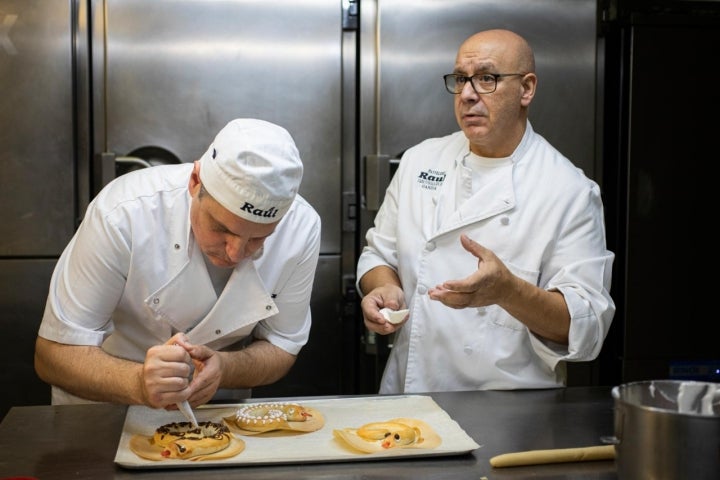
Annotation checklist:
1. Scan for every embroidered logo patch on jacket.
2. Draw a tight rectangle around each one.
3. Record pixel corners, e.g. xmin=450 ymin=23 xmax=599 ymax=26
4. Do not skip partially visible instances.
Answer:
xmin=416 ymin=169 xmax=447 ymax=191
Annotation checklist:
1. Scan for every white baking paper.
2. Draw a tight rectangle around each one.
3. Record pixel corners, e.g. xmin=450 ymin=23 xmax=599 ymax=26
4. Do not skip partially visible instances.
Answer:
xmin=114 ymin=395 xmax=481 ymax=469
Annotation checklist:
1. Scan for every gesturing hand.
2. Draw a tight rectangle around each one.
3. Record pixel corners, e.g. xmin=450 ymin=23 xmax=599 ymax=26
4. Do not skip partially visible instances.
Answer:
xmin=428 ymin=234 xmax=516 ymax=309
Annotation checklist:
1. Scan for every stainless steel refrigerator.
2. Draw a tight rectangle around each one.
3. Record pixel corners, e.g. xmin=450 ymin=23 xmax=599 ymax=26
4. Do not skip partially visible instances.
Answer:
xmin=0 ymin=0 xmax=599 ymax=419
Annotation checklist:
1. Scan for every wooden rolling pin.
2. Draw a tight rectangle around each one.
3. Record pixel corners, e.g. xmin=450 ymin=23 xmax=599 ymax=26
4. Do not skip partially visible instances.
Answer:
xmin=490 ymin=445 xmax=615 ymax=468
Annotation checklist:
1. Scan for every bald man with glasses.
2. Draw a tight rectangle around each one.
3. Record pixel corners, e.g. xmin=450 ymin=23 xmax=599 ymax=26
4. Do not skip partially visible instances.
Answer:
xmin=357 ymin=29 xmax=615 ymax=394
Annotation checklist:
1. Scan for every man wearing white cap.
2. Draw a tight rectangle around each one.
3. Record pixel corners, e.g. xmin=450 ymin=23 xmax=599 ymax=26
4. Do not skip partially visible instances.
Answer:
xmin=35 ymin=119 xmax=321 ymax=409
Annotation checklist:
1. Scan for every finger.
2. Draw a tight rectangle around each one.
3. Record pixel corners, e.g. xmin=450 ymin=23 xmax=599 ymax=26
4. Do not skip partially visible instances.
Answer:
xmin=429 ymin=287 xmax=471 ymax=308
xmin=185 ymin=343 xmax=212 ymax=363
xmin=190 ymin=377 xmax=217 ymax=400
xmin=460 ymin=234 xmax=487 ymax=260
xmin=165 ymin=332 xmax=185 ymax=345
xmin=441 ymin=277 xmax=477 ymax=293
xmin=360 ymin=298 xmax=387 ymax=325
xmin=147 ymin=344 xmax=187 ymax=366
xmin=142 ymin=372 xmax=189 ymax=408
xmin=364 ymin=315 xmax=396 ymax=334
xmin=166 ymin=332 xmax=193 ymax=349
xmin=363 ymin=313 xmax=385 ymax=328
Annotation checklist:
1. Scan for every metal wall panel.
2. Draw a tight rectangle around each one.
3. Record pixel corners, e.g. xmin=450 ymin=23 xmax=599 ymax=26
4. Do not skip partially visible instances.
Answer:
xmin=0 ymin=0 xmax=80 ymax=420
xmin=0 ymin=0 xmax=76 ymax=256
xmin=92 ymin=0 xmax=344 ymax=254
xmin=360 ymin=0 xmax=598 ymax=178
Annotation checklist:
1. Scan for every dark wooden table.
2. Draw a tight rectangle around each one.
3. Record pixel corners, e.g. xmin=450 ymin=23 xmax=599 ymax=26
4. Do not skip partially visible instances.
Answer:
xmin=0 ymin=387 xmax=618 ymax=479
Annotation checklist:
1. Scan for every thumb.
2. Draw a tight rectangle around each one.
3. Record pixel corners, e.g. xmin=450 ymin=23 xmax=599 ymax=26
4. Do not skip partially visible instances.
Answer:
xmin=166 ymin=332 xmax=191 ymax=348
xmin=186 ymin=342 xmax=213 ymax=362
xmin=460 ymin=234 xmax=486 ymax=260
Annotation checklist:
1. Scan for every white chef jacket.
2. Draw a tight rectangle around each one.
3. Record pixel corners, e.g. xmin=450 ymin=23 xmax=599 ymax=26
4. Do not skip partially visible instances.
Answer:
xmin=357 ymin=123 xmax=615 ymax=394
xmin=39 ymin=163 xmax=321 ymax=404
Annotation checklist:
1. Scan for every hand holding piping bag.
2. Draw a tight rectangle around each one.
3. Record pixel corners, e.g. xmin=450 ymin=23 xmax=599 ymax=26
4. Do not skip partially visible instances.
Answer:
xmin=165 ymin=333 xmax=224 ymax=409
xmin=166 ymin=334 xmax=199 ymax=427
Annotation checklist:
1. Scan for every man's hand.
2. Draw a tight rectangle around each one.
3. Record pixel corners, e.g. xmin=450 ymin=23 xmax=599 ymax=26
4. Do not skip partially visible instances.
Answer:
xmin=176 ymin=335 xmax=223 ymax=407
xmin=141 ymin=333 xmax=220 ymax=408
xmin=141 ymin=335 xmax=194 ymax=408
xmin=428 ymin=234 xmax=516 ymax=309
xmin=360 ymin=283 xmax=407 ymax=335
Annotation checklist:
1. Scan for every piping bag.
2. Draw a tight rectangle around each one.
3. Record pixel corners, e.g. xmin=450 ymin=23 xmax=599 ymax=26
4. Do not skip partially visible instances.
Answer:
xmin=177 ymin=399 xmax=199 ymax=428
xmin=172 ymin=338 xmax=199 ymax=428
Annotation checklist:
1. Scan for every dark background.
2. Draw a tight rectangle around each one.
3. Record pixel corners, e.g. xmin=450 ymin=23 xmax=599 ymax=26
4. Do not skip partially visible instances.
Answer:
xmin=597 ymin=0 xmax=720 ymax=386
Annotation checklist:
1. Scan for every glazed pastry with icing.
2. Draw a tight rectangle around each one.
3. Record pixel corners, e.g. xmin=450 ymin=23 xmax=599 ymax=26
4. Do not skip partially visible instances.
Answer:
xmin=153 ymin=421 xmax=231 ymax=458
xmin=129 ymin=420 xmax=245 ymax=461
xmin=224 ymin=402 xmax=325 ymax=435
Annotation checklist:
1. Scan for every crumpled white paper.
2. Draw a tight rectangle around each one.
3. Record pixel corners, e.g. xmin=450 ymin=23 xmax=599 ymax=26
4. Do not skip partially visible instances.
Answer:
xmin=379 ymin=308 xmax=409 ymax=324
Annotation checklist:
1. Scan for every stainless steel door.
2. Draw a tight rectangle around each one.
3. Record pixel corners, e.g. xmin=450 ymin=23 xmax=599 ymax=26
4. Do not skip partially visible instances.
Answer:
xmin=0 ymin=0 xmax=76 ymax=256
xmin=89 ymin=0 xmax=344 ymax=254
xmin=0 ymin=0 xmax=78 ymax=419
xmin=360 ymin=0 xmax=598 ymax=177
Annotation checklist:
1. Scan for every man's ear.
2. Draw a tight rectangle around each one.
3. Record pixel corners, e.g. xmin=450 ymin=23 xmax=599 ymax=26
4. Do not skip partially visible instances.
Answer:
xmin=188 ymin=160 xmax=202 ymax=194
xmin=520 ymin=73 xmax=537 ymax=107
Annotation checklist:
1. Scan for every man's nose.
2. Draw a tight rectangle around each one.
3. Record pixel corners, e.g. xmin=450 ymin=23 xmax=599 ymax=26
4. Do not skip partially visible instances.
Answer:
xmin=225 ymin=236 xmax=247 ymax=262
xmin=460 ymin=80 xmax=479 ymax=99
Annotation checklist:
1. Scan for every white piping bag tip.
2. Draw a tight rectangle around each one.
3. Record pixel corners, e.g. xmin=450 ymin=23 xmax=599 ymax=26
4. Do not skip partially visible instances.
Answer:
xmin=177 ymin=400 xmax=199 ymax=428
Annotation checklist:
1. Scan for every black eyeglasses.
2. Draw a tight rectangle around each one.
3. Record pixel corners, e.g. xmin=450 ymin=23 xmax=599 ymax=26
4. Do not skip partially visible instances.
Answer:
xmin=443 ymin=73 xmax=526 ymax=95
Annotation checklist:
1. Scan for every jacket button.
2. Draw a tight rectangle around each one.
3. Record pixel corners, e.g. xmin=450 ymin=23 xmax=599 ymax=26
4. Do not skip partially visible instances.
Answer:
xmin=426 ymin=241 xmax=436 ymax=251
xmin=215 ymin=329 xmax=222 ymax=335
xmin=266 ymin=305 xmax=272 ymax=310
xmin=500 ymin=216 xmax=510 ymax=225
xmin=417 ymin=285 xmax=428 ymax=295
xmin=153 ymin=298 xmax=159 ymax=305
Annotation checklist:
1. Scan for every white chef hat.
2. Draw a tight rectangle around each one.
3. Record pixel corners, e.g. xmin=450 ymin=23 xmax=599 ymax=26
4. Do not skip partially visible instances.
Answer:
xmin=199 ymin=118 xmax=303 ymax=224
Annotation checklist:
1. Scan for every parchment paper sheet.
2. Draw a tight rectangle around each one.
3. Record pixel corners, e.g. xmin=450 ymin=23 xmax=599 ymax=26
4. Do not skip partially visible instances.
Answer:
xmin=114 ymin=395 xmax=481 ymax=469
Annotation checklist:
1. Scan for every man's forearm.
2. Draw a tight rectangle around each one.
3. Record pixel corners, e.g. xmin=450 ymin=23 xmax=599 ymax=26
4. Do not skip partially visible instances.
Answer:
xmin=499 ymin=277 xmax=570 ymax=344
xmin=359 ymin=265 xmax=401 ymax=296
xmin=34 ymin=337 xmax=145 ymax=404
xmin=218 ymin=340 xmax=296 ymax=389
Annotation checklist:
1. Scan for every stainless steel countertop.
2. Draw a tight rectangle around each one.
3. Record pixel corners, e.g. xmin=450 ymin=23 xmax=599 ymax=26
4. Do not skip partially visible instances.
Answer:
xmin=0 ymin=387 xmax=617 ymax=479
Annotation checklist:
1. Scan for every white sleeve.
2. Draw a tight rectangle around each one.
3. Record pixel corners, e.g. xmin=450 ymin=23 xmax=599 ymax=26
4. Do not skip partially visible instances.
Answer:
xmin=38 ymin=197 xmax=130 ymax=346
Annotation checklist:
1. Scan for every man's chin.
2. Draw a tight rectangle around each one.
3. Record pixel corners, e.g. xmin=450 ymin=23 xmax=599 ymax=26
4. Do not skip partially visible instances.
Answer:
xmin=461 ymin=115 xmax=487 ymax=128
xmin=459 ymin=123 xmax=481 ymax=137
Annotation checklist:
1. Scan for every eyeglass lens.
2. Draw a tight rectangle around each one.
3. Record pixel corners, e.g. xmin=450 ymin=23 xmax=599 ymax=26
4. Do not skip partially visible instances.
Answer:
xmin=444 ymin=74 xmax=496 ymax=94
